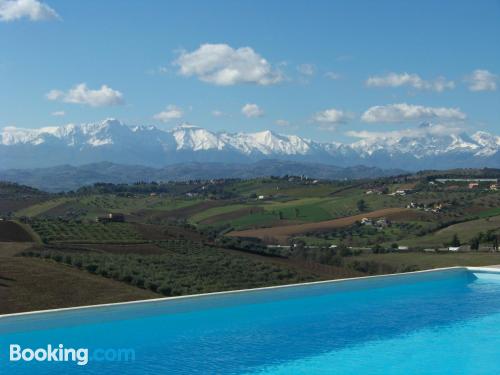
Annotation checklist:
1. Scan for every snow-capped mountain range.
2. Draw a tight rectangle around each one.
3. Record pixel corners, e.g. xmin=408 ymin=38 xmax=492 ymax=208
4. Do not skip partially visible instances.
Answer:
xmin=1 ymin=119 xmax=499 ymax=170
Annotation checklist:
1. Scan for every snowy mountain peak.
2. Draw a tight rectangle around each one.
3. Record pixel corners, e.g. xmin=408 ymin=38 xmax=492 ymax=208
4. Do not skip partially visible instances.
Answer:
xmin=172 ymin=125 xmax=224 ymax=151
xmin=1 ymin=120 xmax=499 ymax=170
xmin=174 ymin=123 xmax=201 ymax=130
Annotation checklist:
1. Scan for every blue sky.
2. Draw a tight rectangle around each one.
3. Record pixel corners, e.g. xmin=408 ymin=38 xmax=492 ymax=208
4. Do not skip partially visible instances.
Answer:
xmin=0 ymin=0 xmax=499 ymax=142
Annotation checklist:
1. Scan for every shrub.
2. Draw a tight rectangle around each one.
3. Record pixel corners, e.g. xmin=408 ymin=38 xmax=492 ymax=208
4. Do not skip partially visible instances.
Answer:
xmin=85 ymin=264 xmax=98 ymax=273
xmin=158 ymin=284 xmax=172 ymax=296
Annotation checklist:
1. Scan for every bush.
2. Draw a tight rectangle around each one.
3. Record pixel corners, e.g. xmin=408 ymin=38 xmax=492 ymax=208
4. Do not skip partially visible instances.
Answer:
xmin=20 ymin=241 xmax=314 ymax=297
xmin=85 ymin=264 xmax=98 ymax=273
xmin=158 ymin=284 xmax=172 ymax=296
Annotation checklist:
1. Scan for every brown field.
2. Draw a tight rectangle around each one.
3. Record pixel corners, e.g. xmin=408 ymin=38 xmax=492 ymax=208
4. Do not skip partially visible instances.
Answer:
xmin=132 ymin=222 xmax=205 ymax=241
xmin=56 ymin=242 xmax=167 ymax=255
xmin=132 ymin=200 xmax=229 ymax=222
xmin=228 ymin=207 xmax=412 ymax=243
xmin=162 ymin=200 xmax=229 ymax=219
xmin=199 ymin=206 xmax=265 ymax=225
xmin=0 ymin=242 xmax=158 ymax=314
xmin=40 ymin=200 xmax=81 ymax=217
xmin=0 ymin=197 xmax=47 ymax=214
xmin=0 ymin=221 xmax=34 ymax=242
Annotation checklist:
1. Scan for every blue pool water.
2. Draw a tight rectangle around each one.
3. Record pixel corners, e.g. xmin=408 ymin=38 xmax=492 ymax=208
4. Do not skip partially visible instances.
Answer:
xmin=1 ymin=268 xmax=500 ymax=374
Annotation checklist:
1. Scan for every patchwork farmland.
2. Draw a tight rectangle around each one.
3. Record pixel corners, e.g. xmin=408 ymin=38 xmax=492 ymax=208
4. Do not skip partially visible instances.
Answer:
xmin=1 ymin=169 xmax=500 ymax=313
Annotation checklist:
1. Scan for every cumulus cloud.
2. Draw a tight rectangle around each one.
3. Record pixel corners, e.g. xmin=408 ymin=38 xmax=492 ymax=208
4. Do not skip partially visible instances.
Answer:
xmin=366 ymin=72 xmax=455 ymax=92
xmin=465 ymin=69 xmax=498 ymax=91
xmin=297 ymin=64 xmax=315 ymax=76
xmin=241 ymin=103 xmax=264 ymax=118
xmin=275 ymin=119 xmax=290 ymax=126
xmin=46 ymin=83 xmax=124 ymax=107
xmin=361 ymin=103 xmax=466 ymax=123
xmin=174 ymin=43 xmax=284 ymax=86
xmin=311 ymin=108 xmax=351 ymax=131
xmin=51 ymin=110 xmax=65 ymax=117
xmin=312 ymin=108 xmax=350 ymax=124
xmin=153 ymin=105 xmax=183 ymax=122
xmin=347 ymin=123 xmax=464 ymax=141
xmin=0 ymin=0 xmax=59 ymax=21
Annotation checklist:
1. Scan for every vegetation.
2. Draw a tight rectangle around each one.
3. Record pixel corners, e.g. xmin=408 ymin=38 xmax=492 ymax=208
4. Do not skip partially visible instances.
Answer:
xmin=30 ymin=219 xmax=144 ymax=244
xmin=1 ymin=169 xmax=500 ymax=313
xmin=22 ymin=242 xmax=316 ymax=296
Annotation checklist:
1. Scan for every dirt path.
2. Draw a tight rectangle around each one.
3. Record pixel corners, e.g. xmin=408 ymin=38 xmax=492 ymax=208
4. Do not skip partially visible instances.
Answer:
xmin=227 ymin=207 xmax=412 ymax=243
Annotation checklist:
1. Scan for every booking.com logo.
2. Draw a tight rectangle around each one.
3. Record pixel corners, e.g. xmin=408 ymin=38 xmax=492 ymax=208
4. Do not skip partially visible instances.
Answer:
xmin=9 ymin=344 xmax=135 ymax=366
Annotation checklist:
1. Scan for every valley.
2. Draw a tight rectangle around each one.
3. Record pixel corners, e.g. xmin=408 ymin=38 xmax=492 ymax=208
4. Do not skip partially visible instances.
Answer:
xmin=1 ymin=168 xmax=500 ymax=313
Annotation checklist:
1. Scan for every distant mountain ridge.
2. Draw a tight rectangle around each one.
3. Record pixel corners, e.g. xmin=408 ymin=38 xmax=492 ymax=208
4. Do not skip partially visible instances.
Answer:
xmin=0 ymin=161 xmax=405 ymax=192
xmin=1 ymin=118 xmax=499 ymax=170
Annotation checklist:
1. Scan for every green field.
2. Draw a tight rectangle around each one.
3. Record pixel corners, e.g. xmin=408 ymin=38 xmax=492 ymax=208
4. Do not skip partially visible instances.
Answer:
xmin=350 ymin=252 xmax=500 ymax=270
xmin=189 ymin=204 xmax=248 ymax=223
xmin=15 ymin=197 xmax=73 ymax=217
xmin=401 ymin=216 xmax=500 ymax=248
xmin=2 ymin=172 xmax=500 ymax=313
xmin=23 ymin=241 xmax=318 ymax=296
xmin=30 ymin=220 xmax=144 ymax=244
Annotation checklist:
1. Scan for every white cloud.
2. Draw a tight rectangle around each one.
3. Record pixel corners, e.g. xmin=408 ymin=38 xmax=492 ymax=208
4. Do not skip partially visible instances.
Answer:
xmin=297 ymin=64 xmax=315 ymax=76
xmin=174 ymin=43 xmax=284 ymax=86
xmin=0 ymin=0 xmax=59 ymax=21
xmin=153 ymin=105 xmax=183 ymax=122
xmin=347 ymin=123 xmax=464 ymax=141
xmin=51 ymin=110 xmax=65 ymax=117
xmin=466 ymin=69 xmax=498 ymax=92
xmin=366 ymin=72 xmax=455 ymax=92
xmin=275 ymin=119 xmax=290 ymax=126
xmin=241 ymin=103 xmax=264 ymax=118
xmin=46 ymin=83 xmax=123 ymax=107
xmin=312 ymin=108 xmax=350 ymax=124
xmin=361 ymin=103 xmax=466 ymax=123
xmin=325 ymin=72 xmax=341 ymax=80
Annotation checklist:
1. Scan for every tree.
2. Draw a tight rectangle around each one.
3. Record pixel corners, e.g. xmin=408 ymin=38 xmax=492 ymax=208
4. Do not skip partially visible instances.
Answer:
xmin=483 ymin=231 xmax=499 ymax=251
xmin=469 ymin=236 xmax=480 ymax=251
xmin=357 ymin=199 xmax=368 ymax=212
xmin=493 ymin=235 xmax=499 ymax=252
xmin=450 ymin=234 xmax=461 ymax=247
xmin=338 ymin=244 xmax=353 ymax=257
xmin=372 ymin=244 xmax=386 ymax=254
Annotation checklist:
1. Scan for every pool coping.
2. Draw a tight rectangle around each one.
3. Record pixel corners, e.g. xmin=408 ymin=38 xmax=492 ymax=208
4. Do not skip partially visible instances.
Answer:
xmin=2 ymin=265 xmax=500 ymax=320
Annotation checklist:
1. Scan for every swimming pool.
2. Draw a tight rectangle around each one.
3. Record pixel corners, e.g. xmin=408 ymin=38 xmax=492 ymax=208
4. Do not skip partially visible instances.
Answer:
xmin=1 ymin=267 xmax=500 ymax=374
